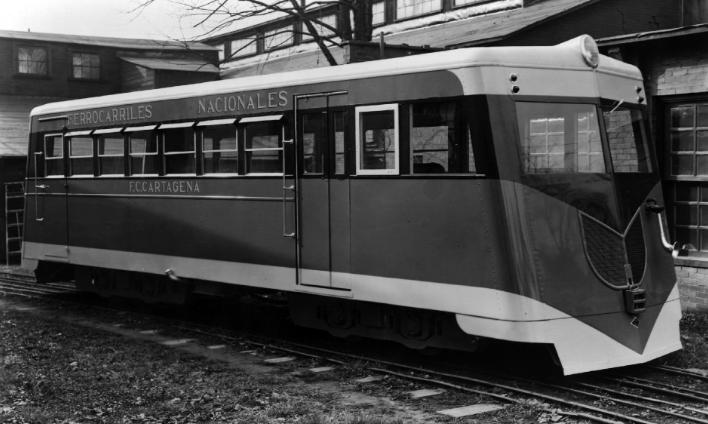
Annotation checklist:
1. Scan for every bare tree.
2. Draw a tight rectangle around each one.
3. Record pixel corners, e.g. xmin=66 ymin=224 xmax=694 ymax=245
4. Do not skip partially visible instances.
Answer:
xmin=133 ymin=0 xmax=376 ymax=65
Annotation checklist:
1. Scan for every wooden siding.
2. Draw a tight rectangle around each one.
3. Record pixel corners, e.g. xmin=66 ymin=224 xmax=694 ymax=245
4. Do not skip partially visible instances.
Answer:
xmin=121 ymin=62 xmax=156 ymax=92
xmin=0 ymin=95 xmax=64 ymax=156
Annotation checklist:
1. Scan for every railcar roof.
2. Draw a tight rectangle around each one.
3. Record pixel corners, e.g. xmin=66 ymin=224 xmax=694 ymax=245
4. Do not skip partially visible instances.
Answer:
xmin=31 ymin=37 xmax=640 ymax=117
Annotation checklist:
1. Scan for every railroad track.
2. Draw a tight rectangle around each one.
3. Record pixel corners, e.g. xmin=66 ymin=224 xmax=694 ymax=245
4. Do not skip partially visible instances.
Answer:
xmin=2 ymin=276 xmax=706 ymax=423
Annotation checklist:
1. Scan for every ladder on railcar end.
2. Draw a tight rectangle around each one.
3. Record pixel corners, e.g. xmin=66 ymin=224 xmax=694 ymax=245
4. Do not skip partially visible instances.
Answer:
xmin=5 ymin=182 xmax=25 ymax=265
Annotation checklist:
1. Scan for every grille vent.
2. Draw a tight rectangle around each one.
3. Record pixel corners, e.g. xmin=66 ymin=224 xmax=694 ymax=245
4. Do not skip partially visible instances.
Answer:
xmin=581 ymin=212 xmax=646 ymax=288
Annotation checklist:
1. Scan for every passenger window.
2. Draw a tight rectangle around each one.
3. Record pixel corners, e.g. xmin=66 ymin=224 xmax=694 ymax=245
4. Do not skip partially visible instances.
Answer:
xmin=244 ymin=117 xmax=282 ymax=174
xmin=410 ymin=102 xmax=476 ymax=174
xmin=356 ymin=104 xmax=398 ymax=175
xmin=302 ymin=112 xmax=326 ymax=174
xmin=96 ymin=131 xmax=124 ymax=176
xmin=127 ymin=127 xmax=158 ymax=175
xmin=200 ymin=122 xmax=238 ymax=175
xmin=68 ymin=135 xmax=94 ymax=176
xmin=44 ymin=134 xmax=64 ymax=177
xmin=161 ymin=124 xmax=196 ymax=175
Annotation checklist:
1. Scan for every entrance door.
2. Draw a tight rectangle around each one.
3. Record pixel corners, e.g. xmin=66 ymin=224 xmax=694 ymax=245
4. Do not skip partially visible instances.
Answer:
xmin=295 ymin=92 xmax=349 ymax=289
xmin=31 ymin=132 xmax=69 ymax=260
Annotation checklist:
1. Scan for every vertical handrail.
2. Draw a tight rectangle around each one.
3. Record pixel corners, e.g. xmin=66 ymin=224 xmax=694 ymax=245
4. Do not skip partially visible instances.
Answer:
xmin=282 ymin=137 xmax=295 ymax=238
xmin=33 ymin=152 xmax=45 ymax=222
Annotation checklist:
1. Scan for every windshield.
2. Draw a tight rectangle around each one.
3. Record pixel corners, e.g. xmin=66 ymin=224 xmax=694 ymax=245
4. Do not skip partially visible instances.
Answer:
xmin=602 ymin=106 xmax=653 ymax=173
xmin=516 ymin=102 xmax=605 ymax=174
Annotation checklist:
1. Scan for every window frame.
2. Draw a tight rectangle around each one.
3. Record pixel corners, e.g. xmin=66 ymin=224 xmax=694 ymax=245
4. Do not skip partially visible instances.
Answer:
xmin=355 ymin=103 xmax=400 ymax=176
xmin=395 ymin=0 xmax=443 ymax=21
xmin=43 ymin=133 xmax=65 ymax=178
xmin=197 ymin=118 xmax=239 ymax=176
xmin=159 ymin=122 xmax=197 ymax=176
xmin=243 ymin=114 xmax=285 ymax=176
xmin=71 ymin=51 xmax=101 ymax=81
xmin=125 ymin=125 xmax=159 ymax=176
xmin=95 ymin=128 xmax=126 ymax=177
xmin=66 ymin=130 xmax=95 ymax=177
xmin=16 ymin=44 xmax=49 ymax=76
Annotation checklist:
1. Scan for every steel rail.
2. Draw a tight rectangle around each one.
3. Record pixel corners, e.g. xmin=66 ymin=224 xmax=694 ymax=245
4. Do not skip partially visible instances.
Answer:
xmin=623 ymin=375 xmax=708 ymax=399
xmin=0 ymin=281 xmax=72 ymax=294
xmin=649 ymin=365 xmax=708 ymax=382
xmin=602 ymin=376 xmax=708 ymax=403
xmin=576 ymin=381 xmax=708 ymax=417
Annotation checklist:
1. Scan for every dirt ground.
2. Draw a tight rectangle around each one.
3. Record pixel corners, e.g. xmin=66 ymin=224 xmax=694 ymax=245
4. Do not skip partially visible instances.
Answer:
xmin=0 ymin=295 xmax=705 ymax=424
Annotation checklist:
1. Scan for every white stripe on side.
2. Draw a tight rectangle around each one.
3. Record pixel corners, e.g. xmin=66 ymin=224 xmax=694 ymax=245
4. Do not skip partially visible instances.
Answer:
xmin=24 ymin=241 xmax=682 ymax=374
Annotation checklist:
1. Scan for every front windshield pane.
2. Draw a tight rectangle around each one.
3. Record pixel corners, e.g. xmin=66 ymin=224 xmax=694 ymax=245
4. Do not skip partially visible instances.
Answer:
xmin=602 ymin=107 xmax=653 ymax=173
xmin=517 ymin=102 xmax=605 ymax=174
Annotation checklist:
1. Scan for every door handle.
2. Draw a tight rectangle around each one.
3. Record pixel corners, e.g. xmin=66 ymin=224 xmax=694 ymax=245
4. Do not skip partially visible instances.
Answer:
xmin=36 ymin=184 xmax=49 ymax=189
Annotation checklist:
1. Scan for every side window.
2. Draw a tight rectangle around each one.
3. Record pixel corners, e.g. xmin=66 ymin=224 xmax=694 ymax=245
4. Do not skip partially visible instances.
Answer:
xmin=67 ymin=132 xmax=94 ymax=176
xmin=44 ymin=134 xmax=64 ymax=177
xmin=95 ymin=128 xmax=125 ymax=176
xmin=160 ymin=123 xmax=196 ymax=175
xmin=126 ymin=126 xmax=158 ymax=176
xmin=356 ymin=104 xmax=399 ymax=175
xmin=243 ymin=115 xmax=283 ymax=174
xmin=199 ymin=119 xmax=238 ymax=175
xmin=410 ymin=101 xmax=476 ymax=174
xmin=301 ymin=112 xmax=326 ymax=175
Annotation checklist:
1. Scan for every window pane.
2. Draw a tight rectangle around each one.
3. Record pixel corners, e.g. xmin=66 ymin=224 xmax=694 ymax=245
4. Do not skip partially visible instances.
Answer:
xmin=264 ymin=27 xmax=293 ymax=51
xmin=698 ymin=105 xmax=708 ymax=127
xmin=676 ymin=204 xmax=698 ymax=226
xmin=397 ymin=0 xmax=442 ymax=19
xmin=69 ymin=136 xmax=93 ymax=175
xmin=676 ymin=184 xmax=698 ymax=202
xmin=99 ymin=135 xmax=124 ymax=156
xmin=372 ymin=1 xmax=386 ymax=25
xmin=698 ymin=131 xmax=708 ymax=151
xmin=245 ymin=121 xmax=281 ymax=173
xmin=163 ymin=128 xmax=195 ymax=175
xmin=671 ymin=105 xmax=695 ymax=128
xmin=302 ymin=14 xmax=337 ymax=41
xmin=672 ymin=131 xmax=694 ymax=152
xmin=202 ymin=125 xmax=238 ymax=174
xmin=411 ymin=102 xmax=476 ymax=174
xmin=517 ymin=102 xmax=605 ymax=174
xmin=72 ymin=53 xmax=100 ymax=80
xmin=44 ymin=135 xmax=64 ymax=176
xmin=17 ymin=47 xmax=48 ymax=75
xmin=672 ymin=154 xmax=694 ymax=176
xmin=129 ymin=131 xmax=158 ymax=175
xmin=230 ymin=37 xmax=257 ymax=58
xmin=334 ymin=111 xmax=345 ymax=175
xmin=359 ymin=109 xmax=396 ymax=171
xmin=700 ymin=205 xmax=708 ymax=226
xmin=603 ymin=108 xmax=652 ymax=173
xmin=302 ymin=112 xmax=326 ymax=174
xmin=697 ymin=155 xmax=708 ymax=175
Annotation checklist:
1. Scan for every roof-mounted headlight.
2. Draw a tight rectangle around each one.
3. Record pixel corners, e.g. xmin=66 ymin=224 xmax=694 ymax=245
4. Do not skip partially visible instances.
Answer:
xmin=580 ymin=35 xmax=599 ymax=68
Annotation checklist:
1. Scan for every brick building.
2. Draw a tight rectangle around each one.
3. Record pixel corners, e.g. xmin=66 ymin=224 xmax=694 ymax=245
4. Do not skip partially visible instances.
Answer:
xmin=598 ymin=19 xmax=708 ymax=311
xmin=0 ymin=29 xmax=220 ymax=263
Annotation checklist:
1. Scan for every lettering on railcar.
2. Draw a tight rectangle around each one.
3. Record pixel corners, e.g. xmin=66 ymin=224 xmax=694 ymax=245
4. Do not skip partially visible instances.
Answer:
xmin=196 ymin=90 xmax=288 ymax=115
xmin=128 ymin=180 xmax=201 ymax=194
xmin=68 ymin=104 xmax=153 ymax=126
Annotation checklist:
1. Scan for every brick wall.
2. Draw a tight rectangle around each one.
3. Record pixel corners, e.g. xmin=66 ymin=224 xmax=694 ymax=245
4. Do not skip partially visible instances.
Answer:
xmin=675 ymin=264 xmax=708 ymax=312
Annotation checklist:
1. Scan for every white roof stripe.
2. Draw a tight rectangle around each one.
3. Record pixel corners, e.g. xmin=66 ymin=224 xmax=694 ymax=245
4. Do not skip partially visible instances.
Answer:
xmin=30 ymin=38 xmax=642 ymax=118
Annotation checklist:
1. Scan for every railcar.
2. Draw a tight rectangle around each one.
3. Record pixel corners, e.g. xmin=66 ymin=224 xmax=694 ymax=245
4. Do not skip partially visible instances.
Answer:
xmin=22 ymin=35 xmax=682 ymax=375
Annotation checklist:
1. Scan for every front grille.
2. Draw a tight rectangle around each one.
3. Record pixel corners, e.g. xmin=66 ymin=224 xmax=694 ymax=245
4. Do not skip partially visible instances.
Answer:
xmin=581 ymin=212 xmax=646 ymax=288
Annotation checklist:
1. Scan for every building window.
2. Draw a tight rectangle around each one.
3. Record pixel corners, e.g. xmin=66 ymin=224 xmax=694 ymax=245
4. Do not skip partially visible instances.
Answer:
xmin=72 ymin=53 xmax=100 ymax=80
xmin=243 ymin=116 xmax=283 ymax=174
xmin=356 ymin=104 xmax=399 ymax=175
xmin=517 ymin=102 xmax=606 ymax=174
xmin=17 ymin=46 xmax=48 ymax=75
xmin=264 ymin=27 xmax=293 ymax=51
xmin=44 ymin=134 xmax=64 ymax=177
xmin=302 ymin=15 xmax=337 ymax=41
xmin=372 ymin=1 xmax=386 ymax=25
xmin=668 ymin=102 xmax=708 ymax=253
xmin=230 ymin=36 xmax=258 ymax=58
xmin=217 ymin=44 xmax=225 ymax=62
xmin=410 ymin=101 xmax=477 ymax=174
xmin=396 ymin=0 xmax=442 ymax=20
xmin=127 ymin=127 xmax=158 ymax=175
xmin=97 ymin=131 xmax=125 ymax=176
xmin=200 ymin=120 xmax=238 ymax=174
xmin=68 ymin=134 xmax=94 ymax=176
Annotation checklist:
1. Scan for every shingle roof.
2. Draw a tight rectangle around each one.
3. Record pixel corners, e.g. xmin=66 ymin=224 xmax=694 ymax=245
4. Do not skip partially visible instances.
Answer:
xmin=0 ymin=29 xmax=216 ymax=51
xmin=387 ymin=0 xmax=598 ymax=48
xmin=119 ymin=56 xmax=220 ymax=73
